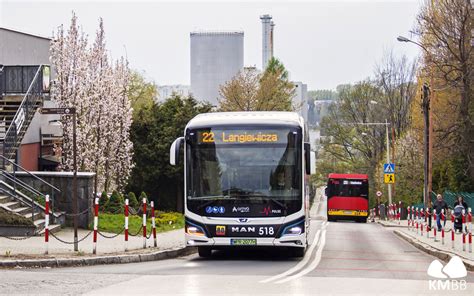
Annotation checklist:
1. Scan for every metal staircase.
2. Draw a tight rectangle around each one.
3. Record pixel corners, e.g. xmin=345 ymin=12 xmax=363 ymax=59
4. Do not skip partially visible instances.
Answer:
xmin=0 ymin=65 xmax=63 ymax=234
xmin=1 ymin=65 xmax=45 ymax=161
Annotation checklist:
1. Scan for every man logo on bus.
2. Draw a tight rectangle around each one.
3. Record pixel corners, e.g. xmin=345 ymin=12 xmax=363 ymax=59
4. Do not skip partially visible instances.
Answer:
xmin=216 ymin=226 xmax=226 ymax=236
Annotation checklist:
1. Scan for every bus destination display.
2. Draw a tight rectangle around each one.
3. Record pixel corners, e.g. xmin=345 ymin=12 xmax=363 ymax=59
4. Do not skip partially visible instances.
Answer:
xmin=196 ymin=129 xmax=292 ymax=144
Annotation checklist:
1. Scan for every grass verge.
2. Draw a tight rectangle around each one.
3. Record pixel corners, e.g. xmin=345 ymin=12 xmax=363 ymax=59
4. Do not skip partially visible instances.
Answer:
xmin=92 ymin=211 xmax=184 ymax=234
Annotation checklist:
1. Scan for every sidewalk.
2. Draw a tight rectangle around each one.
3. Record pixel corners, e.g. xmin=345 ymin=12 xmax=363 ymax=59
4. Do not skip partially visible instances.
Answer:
xmin=378 ymin=219 xmax=474 ymax=270
xmin=0 ymin=227 xmax=185 ymax=259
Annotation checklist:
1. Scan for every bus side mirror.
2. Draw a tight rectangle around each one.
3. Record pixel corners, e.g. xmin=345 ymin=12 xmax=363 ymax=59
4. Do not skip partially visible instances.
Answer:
xmin=304 ymin=143 xmax=312 ymax=175
xmin=324 ymin=187 xmax=328 ymax=196
xmin=170 ymin=137 xmax=184 ymax=165
xmin=310 ymin=151 xmax=316 ymax=175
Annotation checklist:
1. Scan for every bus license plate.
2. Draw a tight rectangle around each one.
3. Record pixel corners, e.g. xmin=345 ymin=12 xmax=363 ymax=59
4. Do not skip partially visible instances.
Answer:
xmin=231 ymin=239 xmax=257 ymax=246
xmin=344 ymin=210 xmax=354 ymax=215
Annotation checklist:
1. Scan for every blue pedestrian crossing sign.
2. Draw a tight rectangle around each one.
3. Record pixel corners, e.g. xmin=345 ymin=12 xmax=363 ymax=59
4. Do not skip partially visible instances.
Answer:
xmin=383 ymin=163 xmax=395 ymax=173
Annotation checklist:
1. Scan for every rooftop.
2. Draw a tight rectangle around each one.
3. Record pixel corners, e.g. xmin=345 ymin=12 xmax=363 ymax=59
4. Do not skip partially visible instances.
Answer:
xmin=0 ymin=27 xmax=51 ymax=40
xmin=186 ymin=111 xmax=304 ymax=129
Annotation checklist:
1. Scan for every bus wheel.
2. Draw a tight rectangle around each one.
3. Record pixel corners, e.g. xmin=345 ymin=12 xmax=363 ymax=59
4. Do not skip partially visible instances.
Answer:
xmin=198 ymin=247 xmax=212 ymax=258
xmin=291 ymin=247 xmax=306 ymax=258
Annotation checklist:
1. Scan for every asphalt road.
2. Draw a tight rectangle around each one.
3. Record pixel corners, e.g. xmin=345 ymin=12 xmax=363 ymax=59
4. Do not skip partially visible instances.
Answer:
xmin=1 ymin=196 xmax=473 ymax=295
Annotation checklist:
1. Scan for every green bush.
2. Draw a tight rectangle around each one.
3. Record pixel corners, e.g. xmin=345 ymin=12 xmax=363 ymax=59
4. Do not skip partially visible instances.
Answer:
xmin=127 ymin=192 xmax=139 ymax=210
xmin=105 ymin=191 xmax=124 ymax=213
xmin=99 ymin=191 xmax=109 ymax=212
xmin=138 ymin=191 xmax=149 ymax=206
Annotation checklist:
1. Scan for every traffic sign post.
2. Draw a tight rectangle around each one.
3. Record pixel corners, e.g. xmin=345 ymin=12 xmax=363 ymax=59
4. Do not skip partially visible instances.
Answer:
xmin=383 ymin=163 xmax=395 ymax=174
xmin=384 ymin=174 xmax=395 ymax=184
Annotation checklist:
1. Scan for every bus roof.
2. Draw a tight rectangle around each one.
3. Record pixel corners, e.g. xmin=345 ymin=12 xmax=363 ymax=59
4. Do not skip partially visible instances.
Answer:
xmin=186 ymin=111 xmax=304 ymax=129
xmin=328 ymin=173 xmax=368 ymax=180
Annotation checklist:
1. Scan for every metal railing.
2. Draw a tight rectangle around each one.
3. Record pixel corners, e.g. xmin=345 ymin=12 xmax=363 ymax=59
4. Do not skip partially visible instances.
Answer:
xmin=2 ymin=65 xmax=44 ymax=160
xmin=0 ymin=155 xmax=60 ymax=213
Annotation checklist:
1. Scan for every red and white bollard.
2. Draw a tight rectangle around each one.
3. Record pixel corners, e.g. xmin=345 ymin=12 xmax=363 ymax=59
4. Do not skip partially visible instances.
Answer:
xmin=441 ymin=209 xmax=445 ymax=245
xmin=426 ymin=208 xmax=430 ymax=238
xmin=44 ymin=194 xmax=50 ymax=255
xmin=142 ymin=198 xmax=147 ymax=249
xmin=462 ymin=209 xmax=466 ymax=252
xmin=407 ymin=206 xmax=411 ymax=229
xmin=451 ymin=209 xmax=455 ymax=250
xmin=416 ymin=208 xmax=419 ymax=234
xmin=468 ymin=208 xmax=472 ymax=253
xmin=151 ymin=201 xmax=157 ymax=247
xmin=93 ymin=197 xmax=99 ymax=255
xmin=398 ymin=201 xmax=401 ymax=225
xmin=421 ymin=208 xmax=424 ymax=236
xmin=124 ymin=198 xmax=129 ymax=252
xmin=433 ymin=211 xmax=437 ymax=241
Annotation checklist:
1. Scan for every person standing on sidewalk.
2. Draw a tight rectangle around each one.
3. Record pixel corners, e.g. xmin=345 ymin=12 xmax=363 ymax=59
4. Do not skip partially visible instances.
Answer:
xmin=453 ymin=195 xmax=468 ymax=233
xmin=433 ymin=194 xmax=448 ymax=231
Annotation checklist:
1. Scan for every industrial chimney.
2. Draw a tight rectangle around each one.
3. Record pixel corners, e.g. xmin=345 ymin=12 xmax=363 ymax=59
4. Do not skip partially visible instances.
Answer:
xmin=260 ymin=14 xmax=274 ymax=71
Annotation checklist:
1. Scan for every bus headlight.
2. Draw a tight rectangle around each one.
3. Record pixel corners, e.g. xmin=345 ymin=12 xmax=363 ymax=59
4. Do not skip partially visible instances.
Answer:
xmin=186 ymin=225 xmax=206 ymax=237
xmin=285 ymin=226 xmax=302 ymax=235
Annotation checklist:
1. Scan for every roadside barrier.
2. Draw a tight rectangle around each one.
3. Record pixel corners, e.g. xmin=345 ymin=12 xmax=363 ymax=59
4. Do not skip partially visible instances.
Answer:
xmin=441 ymin=209 xmax=445 ymax=245
xmin=462 ymin=209 xmax=466 ymax=252
xmin=433 ymin=210 xmax=437 ymax=242
xmin=142 ymin=197 xmax=147 ymax=249
xmin=416 ymin=207 xmax=419 ymax=234
xmin=125 ymin=198 xmax=129 ymax=251
xmin=425 ymin=208 xmax=430 ymax=239
xmin=93 ymin=197 xmax=99 ymax=255
xmin=151 ymin=201 xmax=157 ymax=247
xmin=30 ymin=193 xmax=163 ymax=255
xmin=398 ymin=201 xmax=401 ymax=225
xmin=44 ymin=194 xmax=50 ymax=255
xmin=469 ymin=208 xmax=472 ymax=253
xmin=451 ymin=209 xmax=455 ymax=249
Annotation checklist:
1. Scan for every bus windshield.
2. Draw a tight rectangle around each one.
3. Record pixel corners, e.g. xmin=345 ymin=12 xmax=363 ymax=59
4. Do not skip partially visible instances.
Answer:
xmin=327 ymin=178 xmax=368 ymax=198
xmin=186 ymin=127 xmax=301 ymax=202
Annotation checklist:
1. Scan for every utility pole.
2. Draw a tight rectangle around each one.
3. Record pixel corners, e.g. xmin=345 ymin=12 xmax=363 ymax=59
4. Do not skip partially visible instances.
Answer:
xmin=385 ymin=119 xmax=392 ymax=205
xmin=421 ymin=84 xmax=430 ymax=209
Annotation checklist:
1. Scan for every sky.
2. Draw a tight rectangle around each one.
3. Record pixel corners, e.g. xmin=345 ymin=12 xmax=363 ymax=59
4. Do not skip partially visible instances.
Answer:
xmin=0 ymin=0 xmax=422 ymax=90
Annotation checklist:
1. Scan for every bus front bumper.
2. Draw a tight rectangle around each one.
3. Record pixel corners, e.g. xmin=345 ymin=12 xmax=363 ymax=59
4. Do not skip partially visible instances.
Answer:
xmin=185 ymin=233 xmax=307 ymax=248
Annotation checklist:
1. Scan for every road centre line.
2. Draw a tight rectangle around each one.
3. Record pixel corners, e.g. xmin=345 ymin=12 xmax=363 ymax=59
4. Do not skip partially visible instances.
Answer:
xmin=260 ymin=221 xmax=328 ymax=284
xmin=275 ymin=228 xmax=327 ymax=284
xmin=259 ymin=230 xmax=321 ymax=283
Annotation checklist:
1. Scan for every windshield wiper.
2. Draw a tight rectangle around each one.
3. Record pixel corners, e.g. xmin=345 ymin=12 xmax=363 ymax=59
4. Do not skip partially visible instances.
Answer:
xmin=188 ymin=195 xmax=234 ymax=200
xmin=241 ymin=193 xmax=288 ymax=210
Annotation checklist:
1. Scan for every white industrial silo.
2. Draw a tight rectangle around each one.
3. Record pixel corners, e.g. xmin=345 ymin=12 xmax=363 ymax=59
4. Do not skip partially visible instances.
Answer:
xmin=260 ymin=14 xmax=274 ymax=71
xmin=190 ymin=31 xmax=244 ymax=105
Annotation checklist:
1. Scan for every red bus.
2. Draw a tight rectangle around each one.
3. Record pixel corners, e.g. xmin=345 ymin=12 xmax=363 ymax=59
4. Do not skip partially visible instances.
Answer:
xmin=326 ymin=173 xmax=369 ymax=223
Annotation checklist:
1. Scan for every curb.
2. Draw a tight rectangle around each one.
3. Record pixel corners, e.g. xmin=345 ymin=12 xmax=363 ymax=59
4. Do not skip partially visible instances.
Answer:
xmin=377 ymin=221 xmax=407 ymax=228
xmin=393 ymin=230 xmax=474 ymax=272
xmin=0 ymin=246 xmax=197 ymax=269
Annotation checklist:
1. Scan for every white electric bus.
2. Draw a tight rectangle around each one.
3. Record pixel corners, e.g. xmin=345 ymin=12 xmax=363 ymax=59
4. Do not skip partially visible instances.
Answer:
xmin=170 ymin=112 xmax=315 ymax=257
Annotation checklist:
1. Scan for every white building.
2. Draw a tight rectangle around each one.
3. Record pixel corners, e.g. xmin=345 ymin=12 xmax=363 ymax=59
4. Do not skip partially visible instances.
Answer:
xmin=158 ymin=85 xmax=190 ymax=101
xmin=293 ymin=82 xmax=308 ymax=123
xmin=190 ymin=31 xmax=244 ymax=106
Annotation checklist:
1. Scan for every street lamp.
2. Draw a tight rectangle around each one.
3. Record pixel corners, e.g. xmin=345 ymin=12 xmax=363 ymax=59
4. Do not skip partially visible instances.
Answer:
xmin=44 ymin=108 xmax=78 ymax=251
xmin=353 ymin=120 xmax=392 ymax=205
xmin=397 ymin=35 xmax=433 ymax=209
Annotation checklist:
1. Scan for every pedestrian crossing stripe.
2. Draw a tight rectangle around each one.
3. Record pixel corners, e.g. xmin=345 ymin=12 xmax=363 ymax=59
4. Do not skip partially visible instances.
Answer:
xmin=384 ymin=163 xmax=395 ymax=173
